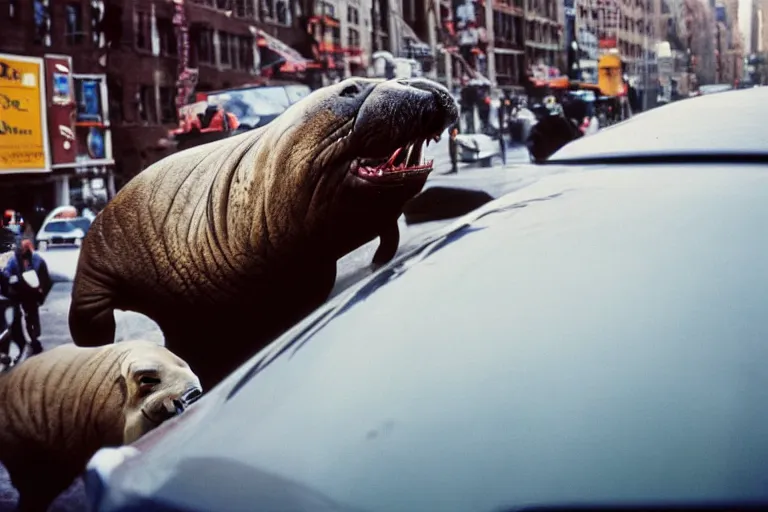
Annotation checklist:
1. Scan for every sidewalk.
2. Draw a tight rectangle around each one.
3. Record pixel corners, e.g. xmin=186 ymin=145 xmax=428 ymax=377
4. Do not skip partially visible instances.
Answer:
xmin=423 ymin=129 xmax=530 ymax=176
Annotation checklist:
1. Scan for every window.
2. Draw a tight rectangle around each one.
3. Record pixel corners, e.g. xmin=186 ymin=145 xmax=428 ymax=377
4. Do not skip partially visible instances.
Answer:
xmin=138 ymin=85 xmax=156 ymax=124
xmin=323 ymin=1 xmax=335 ymax=17
xmin=107 ymin=76 xmax=124 ymax=123
xmin=347 ymin=27 xmax=360 ymax=49
xmin=276 ymin=0 xmax=291 ymax=25
xmin=159 ymin=87 xmax=177 ymax=124
xmin=33 ymin=0 xmax=51 ymax=46
xmin=65 ymin=3 xmax=85 ymax=44
xmin=90 ymin=1 xmax=104 ymax=46
xmin=347 ymin=6 xmax=359 ymax=24
xmin=234 ymin=0 xmax=254 ymax=17
xmin=238 ymin=35 xmax=253 ymax=71
xmin=193 ymin=26 xmax=215 ymax=64
xmin=261 ymin=0 xmax=275 ymax=19
xmin=220 ymin=32 xmax=231 ymax=65
xmin=135 ymin=10 xmax=151 ymax=51
xmin=9 ymin=0 xmax=16 ymax=18
xmin=157 ymin=18 xmax=177 ymax=56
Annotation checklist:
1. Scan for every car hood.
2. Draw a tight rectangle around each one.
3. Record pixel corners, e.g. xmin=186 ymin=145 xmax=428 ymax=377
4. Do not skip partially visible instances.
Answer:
xmin=89 ymin=164 xmax=768 ymax=512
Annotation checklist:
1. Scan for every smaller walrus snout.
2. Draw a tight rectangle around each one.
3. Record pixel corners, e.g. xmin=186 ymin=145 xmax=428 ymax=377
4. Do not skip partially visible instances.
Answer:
xmin=172 ymin=386 xmax=204 ymax=414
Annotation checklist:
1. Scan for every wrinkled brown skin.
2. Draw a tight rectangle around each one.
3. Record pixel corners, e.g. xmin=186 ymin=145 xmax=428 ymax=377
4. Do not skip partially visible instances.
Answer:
xmin=0 ymin=340 xmax=201 ymax=511
xmin=69 ymin=78 xmax=458 ymax=390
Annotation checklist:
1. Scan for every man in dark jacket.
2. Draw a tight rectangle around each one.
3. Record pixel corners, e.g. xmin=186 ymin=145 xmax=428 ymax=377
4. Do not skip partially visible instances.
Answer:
xmin=3 ymin=239 xmax=53 ymax=356
xmin=496 ymin=95 xmax=507 ymax=164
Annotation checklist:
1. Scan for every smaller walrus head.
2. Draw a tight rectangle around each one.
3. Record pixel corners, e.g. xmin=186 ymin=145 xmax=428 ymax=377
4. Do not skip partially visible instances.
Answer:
xmin=262 ymin=77 xmax=459 ymax=259
xmin=119 ymin=341 xmax=203 ymax=444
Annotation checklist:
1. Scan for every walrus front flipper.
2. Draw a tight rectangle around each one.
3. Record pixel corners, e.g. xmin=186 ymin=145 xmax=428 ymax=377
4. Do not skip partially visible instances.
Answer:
xmin=69 ymin=278 xmax=117 ymax=347
xmin=371 ymin=221 xmax=400 ymax=267
xmin=9 ymin=458 xmax=70 ymax=512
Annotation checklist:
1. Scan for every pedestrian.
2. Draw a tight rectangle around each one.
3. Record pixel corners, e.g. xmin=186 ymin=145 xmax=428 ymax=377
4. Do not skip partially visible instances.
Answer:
xmin=448 ymin=122 xmax=460 ymax=174
xmin=478 ymin=90 xmax=491 ymax=135
xmin=496 ymin=94 xmax=507 ymax=165
xmin=459 ymin=84 xmax=477 ymax=133
xmin=3 ymin=239 xmax=53 ymax=358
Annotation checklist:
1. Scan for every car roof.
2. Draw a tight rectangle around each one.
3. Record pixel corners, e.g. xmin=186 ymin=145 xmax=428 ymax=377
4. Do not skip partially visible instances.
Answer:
xmin=550 ymin=87 xmax=768 ymax=161
xmin=114 ymin=164 xmax=768 ymax=512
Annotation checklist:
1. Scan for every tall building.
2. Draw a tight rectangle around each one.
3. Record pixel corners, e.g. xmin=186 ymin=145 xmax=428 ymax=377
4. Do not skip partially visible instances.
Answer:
xmin=575 ymin=0 xmax=662 ymax=96
xmin=757 ymin=0 xmax=768 ymax=52
xmin=525 ymin=0 xmax=564 ymax=76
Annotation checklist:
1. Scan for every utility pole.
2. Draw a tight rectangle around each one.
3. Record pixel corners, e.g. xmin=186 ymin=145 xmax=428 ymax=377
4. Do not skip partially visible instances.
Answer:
xmin=372 ymin=0 xmax=379 ymax=52
xmin=484 ymin=0 xmax=496 ymax=88
xmin=642 ymin=6 xmax=649 ymax=111
xmin=426 ymin=0 xmax=439 ymax=79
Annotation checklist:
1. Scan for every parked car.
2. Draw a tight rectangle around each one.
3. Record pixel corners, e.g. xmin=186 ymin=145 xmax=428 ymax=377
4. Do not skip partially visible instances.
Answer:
xmin=35 ymin=216 xmax=92 ymax=250
xmin=83 ymin=86 xmax=768 ymax=512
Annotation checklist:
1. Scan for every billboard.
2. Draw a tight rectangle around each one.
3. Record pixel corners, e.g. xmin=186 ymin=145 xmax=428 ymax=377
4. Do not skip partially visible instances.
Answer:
xmin=44 ymin=54 xmax=77 ymax=166
xmin=0 ymin=53 xmax=51 ymax=173
xmin=60 ymin=73 xmax=113 ymax=167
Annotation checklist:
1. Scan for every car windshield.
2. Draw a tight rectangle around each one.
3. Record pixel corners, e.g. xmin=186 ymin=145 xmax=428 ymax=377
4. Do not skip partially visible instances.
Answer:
xmin=70 ymin=217 xmax=91 ymax=233
xmin=45 ymin=220 xmax=78 ymax=233
xmin=284 ymin=84 xmax=312 ymax=104
xmin=214 ymin=86 xmax=293 ymax=118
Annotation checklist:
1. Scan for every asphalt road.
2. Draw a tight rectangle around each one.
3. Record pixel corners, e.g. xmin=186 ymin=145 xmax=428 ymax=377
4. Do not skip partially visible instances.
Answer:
xmin=0 ymin=142 xmax=538 ymax=511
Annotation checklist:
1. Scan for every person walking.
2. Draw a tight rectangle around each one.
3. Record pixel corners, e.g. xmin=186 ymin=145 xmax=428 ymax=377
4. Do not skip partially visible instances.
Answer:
xmin=448 ymin=122 xmax=460 ymax=174
xmin=496 ymin=94 xmax=507 ymax=165
xmin=3 ymin=239 xmax=53 ymax=358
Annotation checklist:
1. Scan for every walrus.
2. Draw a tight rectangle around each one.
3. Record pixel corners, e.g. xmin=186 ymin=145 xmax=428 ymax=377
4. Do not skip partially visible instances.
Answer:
xmin=0 ymin=340 xmax=202 ymax=511
xmin=527 ymin=113 xmax=584 ymax=163
xmin=69 ymin=77 xmax=458 ymax=389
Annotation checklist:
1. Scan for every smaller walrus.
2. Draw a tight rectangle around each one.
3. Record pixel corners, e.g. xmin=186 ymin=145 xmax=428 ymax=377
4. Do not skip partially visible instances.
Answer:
xmin=527 ymin=113 xmax=584 ymax=163
xmin=0 ymin=340 xmax=202 ymax=511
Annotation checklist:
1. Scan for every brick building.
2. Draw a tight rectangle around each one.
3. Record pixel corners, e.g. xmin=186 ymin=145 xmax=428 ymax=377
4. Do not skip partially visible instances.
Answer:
xmin=0 ymin=0 xmax=319 ymax=214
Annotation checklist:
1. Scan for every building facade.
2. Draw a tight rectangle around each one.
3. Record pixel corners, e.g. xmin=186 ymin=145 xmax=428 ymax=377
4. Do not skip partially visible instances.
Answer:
xmin=0 ymin=0 xmax=336 ymax=213
xmin=575 ymin=0 xmax=662 ymax=104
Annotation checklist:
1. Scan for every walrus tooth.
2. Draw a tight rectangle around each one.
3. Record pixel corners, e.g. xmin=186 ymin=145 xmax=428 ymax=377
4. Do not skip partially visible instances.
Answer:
xmin=384 ymin=147 xmax=403 ymax=168
xmin=405 ymin=143 xmax=416 ymax=166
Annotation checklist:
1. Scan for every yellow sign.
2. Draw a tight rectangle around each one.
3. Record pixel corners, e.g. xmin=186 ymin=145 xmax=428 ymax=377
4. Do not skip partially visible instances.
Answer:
xmin=0 ymin=54 xmax=50 ymax=173
xmin=598 ymin=54 xmax=623 ymax=97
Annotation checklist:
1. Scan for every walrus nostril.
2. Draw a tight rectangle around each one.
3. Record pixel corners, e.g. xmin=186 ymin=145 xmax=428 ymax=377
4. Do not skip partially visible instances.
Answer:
xmin=340 ymin=84 xmax=363 ymax=98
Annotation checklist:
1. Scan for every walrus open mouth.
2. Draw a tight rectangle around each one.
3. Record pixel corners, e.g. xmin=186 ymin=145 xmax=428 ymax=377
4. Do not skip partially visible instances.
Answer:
xmin=352 ymin=135 xmax=441 ymax=182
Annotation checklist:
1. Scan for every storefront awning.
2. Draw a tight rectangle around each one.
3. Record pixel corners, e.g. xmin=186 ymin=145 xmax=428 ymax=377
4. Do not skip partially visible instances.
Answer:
xmin=398 ymin=17 xmax=432 ymax=57
xmin=256 ymin=30 xmax=311 ymax=73
xmin=308 ymin=15 xmax=341 ymax=28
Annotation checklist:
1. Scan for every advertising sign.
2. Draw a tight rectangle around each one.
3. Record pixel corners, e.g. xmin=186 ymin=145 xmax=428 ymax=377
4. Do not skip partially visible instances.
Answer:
xmin=715 ymin=4 xmax=726 ymax=23
xmin=65 ymin=74 xmax=113 ymax=167
xmin=0 ymin=53 xmax=50 ymax=173
xmin=44 ymin=54 xmax=77 ymax=166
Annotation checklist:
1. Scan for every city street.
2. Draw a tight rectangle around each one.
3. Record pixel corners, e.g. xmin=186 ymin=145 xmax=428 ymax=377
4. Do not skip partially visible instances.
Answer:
xmin=0 ymin=143 xmax=538 ymax=511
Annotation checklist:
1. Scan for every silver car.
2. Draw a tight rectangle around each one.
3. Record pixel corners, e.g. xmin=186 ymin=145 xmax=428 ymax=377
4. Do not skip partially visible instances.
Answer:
xmin=35 ymin=217 xmax=92 ymax=251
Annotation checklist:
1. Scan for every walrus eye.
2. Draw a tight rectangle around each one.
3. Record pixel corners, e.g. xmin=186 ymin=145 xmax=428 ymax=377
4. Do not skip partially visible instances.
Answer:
xmin=138 ymin=375 xmax=162 ymax=395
